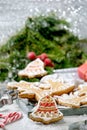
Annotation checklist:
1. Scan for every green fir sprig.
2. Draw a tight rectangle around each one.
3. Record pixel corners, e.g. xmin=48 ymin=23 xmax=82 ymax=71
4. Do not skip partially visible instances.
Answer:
xmin=0 ymin=12 xmax=87 ymax=82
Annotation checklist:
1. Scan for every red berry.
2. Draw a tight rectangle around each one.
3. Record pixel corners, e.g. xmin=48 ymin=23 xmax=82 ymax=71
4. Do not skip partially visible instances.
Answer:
xmin=44 ymin=58 xmax=52 ymax=66
xmin=49 ymin=62 xmax=55 ymax=67
xmin=37 ymin=55 xmax=42 ymax=59
xmin=27 ymin=52 xmax=36 ymax=60
xmin=40 ymin=53 xmax=48 ymax=61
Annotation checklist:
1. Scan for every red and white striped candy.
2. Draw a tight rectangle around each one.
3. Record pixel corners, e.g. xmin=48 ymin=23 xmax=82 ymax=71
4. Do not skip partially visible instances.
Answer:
xmin=0 ymin=112 xmax=22 ymax=128
xmin=0 ymin=123 xmax=5 ymax=128
xmin=0 ymin=114 xmax=6 ymax=128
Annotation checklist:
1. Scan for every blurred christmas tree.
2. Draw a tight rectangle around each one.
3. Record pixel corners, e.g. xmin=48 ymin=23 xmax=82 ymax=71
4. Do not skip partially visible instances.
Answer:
xmin=0 ymin=12 xmax=87 ymax=82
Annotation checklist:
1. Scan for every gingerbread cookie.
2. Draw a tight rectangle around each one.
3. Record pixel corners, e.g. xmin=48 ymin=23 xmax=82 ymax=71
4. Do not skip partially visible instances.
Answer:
xmin=47 ymin=79 xmax=75 ymax=96
xmin=7 ymin=77 xmax=75 ymax=102
xmin=74 ymin=83 xmax=87 ymax=96
xmin=18 ymin=58 xmax=47 ymax=78
xmin=7 ymin=79 xmax=75 ymax=102
xmin=29 ymin=95 xmax=63 ymax=124
xmin=55 ymin=93 xmax=87 ymax=108
xmin=7 ymin=80 xmax=35 ymax=99
xmin=7 ymin=80 xmax=51 ymax=101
